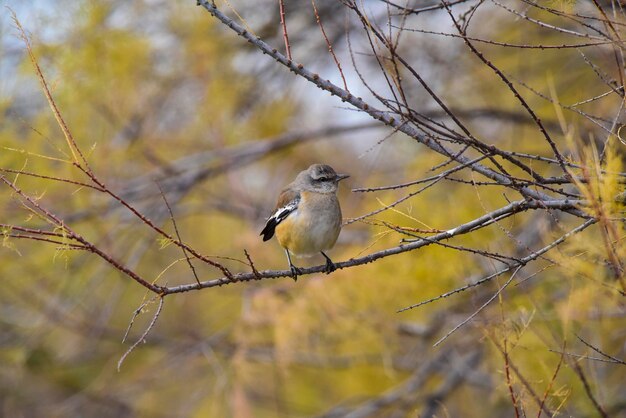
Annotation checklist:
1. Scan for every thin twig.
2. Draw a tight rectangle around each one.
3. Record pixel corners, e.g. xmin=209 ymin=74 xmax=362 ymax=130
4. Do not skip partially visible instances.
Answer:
xmin=575 ymin=333 xmax=626 ymax=365
xmin=432 ymin=265 xmax=522 ymax=347
xmin=0 ymin=168 xmax=105 ymax=191
xmin=572 ymin=362 xmax=609 ymax=418
xmin=442 ymin=1 xmax=570 ymax=178
xmin=244 ymin=249 xmax=262 ymax=280
xmin=538 ymin=341 xmax=566 ymax=417
xmin=312 ymin=0 xmax=348 ymax=90
xmin=121 ymin=296 xmax=158 ymax=344
xmin=398 ymin=218 xmax=596 ymax=312
xmin=157 ymin=183 xmax=201 ymax=285
xmin=503 ymin=339 xmax=521 ymax=418
xmin=278 ymin=0 xmax=292 ymax=60
xmin=492 ymin=339 xmax=555 ymax=416
xmin=548 ymin=349 xmax=626 ymax=365
xmin=118 ymin=296 xmax=165 ymax=371
xmin=392 ymin=25 xmax=612 ymax=49
xmin=352 ymin=155 xmax=488 ymax=192
xmin=11 ymin=10 xmax=92 ymax=172
xmin=1 ymin=174 xmax=165 ymax=293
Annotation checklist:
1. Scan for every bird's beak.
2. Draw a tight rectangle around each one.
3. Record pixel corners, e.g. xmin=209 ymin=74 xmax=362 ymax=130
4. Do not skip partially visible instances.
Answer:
xmin=336 ymin=173 xmax=350 ymax=181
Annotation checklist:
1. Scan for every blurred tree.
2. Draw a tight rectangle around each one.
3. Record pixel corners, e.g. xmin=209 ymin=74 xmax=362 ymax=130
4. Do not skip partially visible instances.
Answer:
xmin=1 ymin=0 xmax=625 ymax=417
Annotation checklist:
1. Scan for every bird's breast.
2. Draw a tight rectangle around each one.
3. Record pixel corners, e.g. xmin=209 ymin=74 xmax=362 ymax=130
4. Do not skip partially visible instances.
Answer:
xmin=275 ymin=192 xmax=342 ymax=256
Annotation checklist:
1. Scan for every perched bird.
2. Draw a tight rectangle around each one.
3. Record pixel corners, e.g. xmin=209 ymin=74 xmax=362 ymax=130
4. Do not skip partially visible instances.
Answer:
xmin=260 ymin=164 xmax=349 ymax=281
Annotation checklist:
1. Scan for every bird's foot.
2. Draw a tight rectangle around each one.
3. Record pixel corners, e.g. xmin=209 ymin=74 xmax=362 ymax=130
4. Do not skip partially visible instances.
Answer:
xmin=290 ymin=264 xmax=302 ymax=282
xmin=323 ymin=258 xmax=337 ymax=274
xmin=320 ymin=251 xmax=337 ymax=274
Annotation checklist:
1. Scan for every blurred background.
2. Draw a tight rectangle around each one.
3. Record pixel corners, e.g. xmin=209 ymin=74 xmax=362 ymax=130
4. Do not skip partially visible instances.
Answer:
xmin=1 ymin=0 xmax=625 ymax=416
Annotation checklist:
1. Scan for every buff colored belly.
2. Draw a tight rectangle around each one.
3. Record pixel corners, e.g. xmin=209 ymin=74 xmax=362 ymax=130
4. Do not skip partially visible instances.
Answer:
xmin=275 ymin=208 xmax=341 ymax=257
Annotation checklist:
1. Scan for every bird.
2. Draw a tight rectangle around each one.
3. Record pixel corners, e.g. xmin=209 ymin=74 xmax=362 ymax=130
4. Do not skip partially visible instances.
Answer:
xmin=260 ymin=164 xmax=349 ymax=281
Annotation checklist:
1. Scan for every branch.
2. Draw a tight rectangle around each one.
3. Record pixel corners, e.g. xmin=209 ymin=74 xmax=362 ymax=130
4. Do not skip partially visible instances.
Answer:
xmin=117 ymin=296 xmax=165 ymax=371
xmin=161 ymin=198 xmax=587 ymax=294
xmin=1 ymin=174 xmax=165 ymax=294
xmin=398 ymin=218 xmax=596 ymax=312
xmin=432 ymin=266 xmax=522 ymax=347
xmin=195 ymin=0 xmax=588 ymax=219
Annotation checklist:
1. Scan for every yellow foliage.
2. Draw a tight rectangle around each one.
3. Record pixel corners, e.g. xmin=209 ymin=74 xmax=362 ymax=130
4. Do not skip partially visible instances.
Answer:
xmin=1 ymin=0 xmax=625 ymax=416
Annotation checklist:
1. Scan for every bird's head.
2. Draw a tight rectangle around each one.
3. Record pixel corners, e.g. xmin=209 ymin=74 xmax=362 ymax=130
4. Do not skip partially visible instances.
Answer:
xmin=298 ymin=164 xmax=349 ymax=193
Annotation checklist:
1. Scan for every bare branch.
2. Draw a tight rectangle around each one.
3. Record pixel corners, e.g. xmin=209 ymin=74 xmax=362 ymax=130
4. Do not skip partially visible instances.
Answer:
xmin=398 ymin=218 xmax=596 ymax=312
xmin=432 ymin=266 xmax=522 ymax=347
xmin=117 ymin=296 xmax=165 ymax=371
xmin=163 ymin=199 xmax=588 ymax=294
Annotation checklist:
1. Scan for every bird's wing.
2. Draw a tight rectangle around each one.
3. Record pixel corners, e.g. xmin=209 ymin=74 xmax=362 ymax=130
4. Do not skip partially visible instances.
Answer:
xmin=260 ymin=187 xmax=301 ymax=242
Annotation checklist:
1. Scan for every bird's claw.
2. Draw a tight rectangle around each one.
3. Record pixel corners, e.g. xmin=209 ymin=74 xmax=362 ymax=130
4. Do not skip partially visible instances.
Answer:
xmin=290 ymin=265 xmax=302 ymax=281
xmin=324 ymin=258 xmax=337 ymax=274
